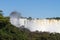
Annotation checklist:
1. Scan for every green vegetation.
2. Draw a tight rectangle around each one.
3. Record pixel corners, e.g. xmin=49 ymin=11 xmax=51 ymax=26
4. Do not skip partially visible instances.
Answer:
xmin=0 ymin=11 xmax=60 ymax=40
xmin=46 ymin=17 xmax=60 ymax=20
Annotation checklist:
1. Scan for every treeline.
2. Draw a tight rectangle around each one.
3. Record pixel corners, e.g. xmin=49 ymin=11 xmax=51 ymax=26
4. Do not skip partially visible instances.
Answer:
xmin=0 ymin=11 xmax=60 ymax=40
xmin=46 ymin=17 xmax=60 ymax=20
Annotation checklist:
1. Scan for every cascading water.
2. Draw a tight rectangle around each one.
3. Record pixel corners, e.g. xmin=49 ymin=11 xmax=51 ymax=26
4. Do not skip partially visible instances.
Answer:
xmin=10 ymin=12 xmax=60 ymax=33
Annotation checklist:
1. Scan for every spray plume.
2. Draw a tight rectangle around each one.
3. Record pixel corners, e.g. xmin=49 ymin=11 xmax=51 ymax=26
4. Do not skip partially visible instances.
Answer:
xmin=10 ymin=11 xmax=60 ymax=33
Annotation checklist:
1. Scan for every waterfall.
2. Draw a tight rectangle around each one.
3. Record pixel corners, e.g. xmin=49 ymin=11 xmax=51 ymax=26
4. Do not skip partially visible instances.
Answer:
xmin=10 ymin=17 xmax=60 ymax=33
xmin=10 ymin=12 xmax=60 ymax=33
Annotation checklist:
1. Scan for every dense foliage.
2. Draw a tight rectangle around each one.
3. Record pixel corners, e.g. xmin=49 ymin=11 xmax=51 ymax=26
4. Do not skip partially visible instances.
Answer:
xmin=46 ymin=17 xmax=60 ymax=20
xmin=0 ymin=11 xmax=60 ymax=40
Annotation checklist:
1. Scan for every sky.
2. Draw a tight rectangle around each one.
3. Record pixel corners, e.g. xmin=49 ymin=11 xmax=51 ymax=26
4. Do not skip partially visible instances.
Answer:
xmin=0 ymin=0 xmax=60 ymax=18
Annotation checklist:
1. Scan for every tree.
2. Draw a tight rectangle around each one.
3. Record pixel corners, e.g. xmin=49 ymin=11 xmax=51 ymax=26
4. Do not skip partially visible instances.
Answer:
xmin=27 ymin=17 xmax=32 ymax=20
xmin=0 ymin=10 xmax=3 ymax=16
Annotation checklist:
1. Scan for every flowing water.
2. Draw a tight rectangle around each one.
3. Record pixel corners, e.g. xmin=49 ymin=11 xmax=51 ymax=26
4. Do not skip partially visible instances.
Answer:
xmin=10 ymin=17 xmax=60 ymax=33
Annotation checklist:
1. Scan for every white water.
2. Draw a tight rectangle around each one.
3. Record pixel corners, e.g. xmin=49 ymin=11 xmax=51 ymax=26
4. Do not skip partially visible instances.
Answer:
xmin=10 ymin=17 xmax=60 ymax=33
